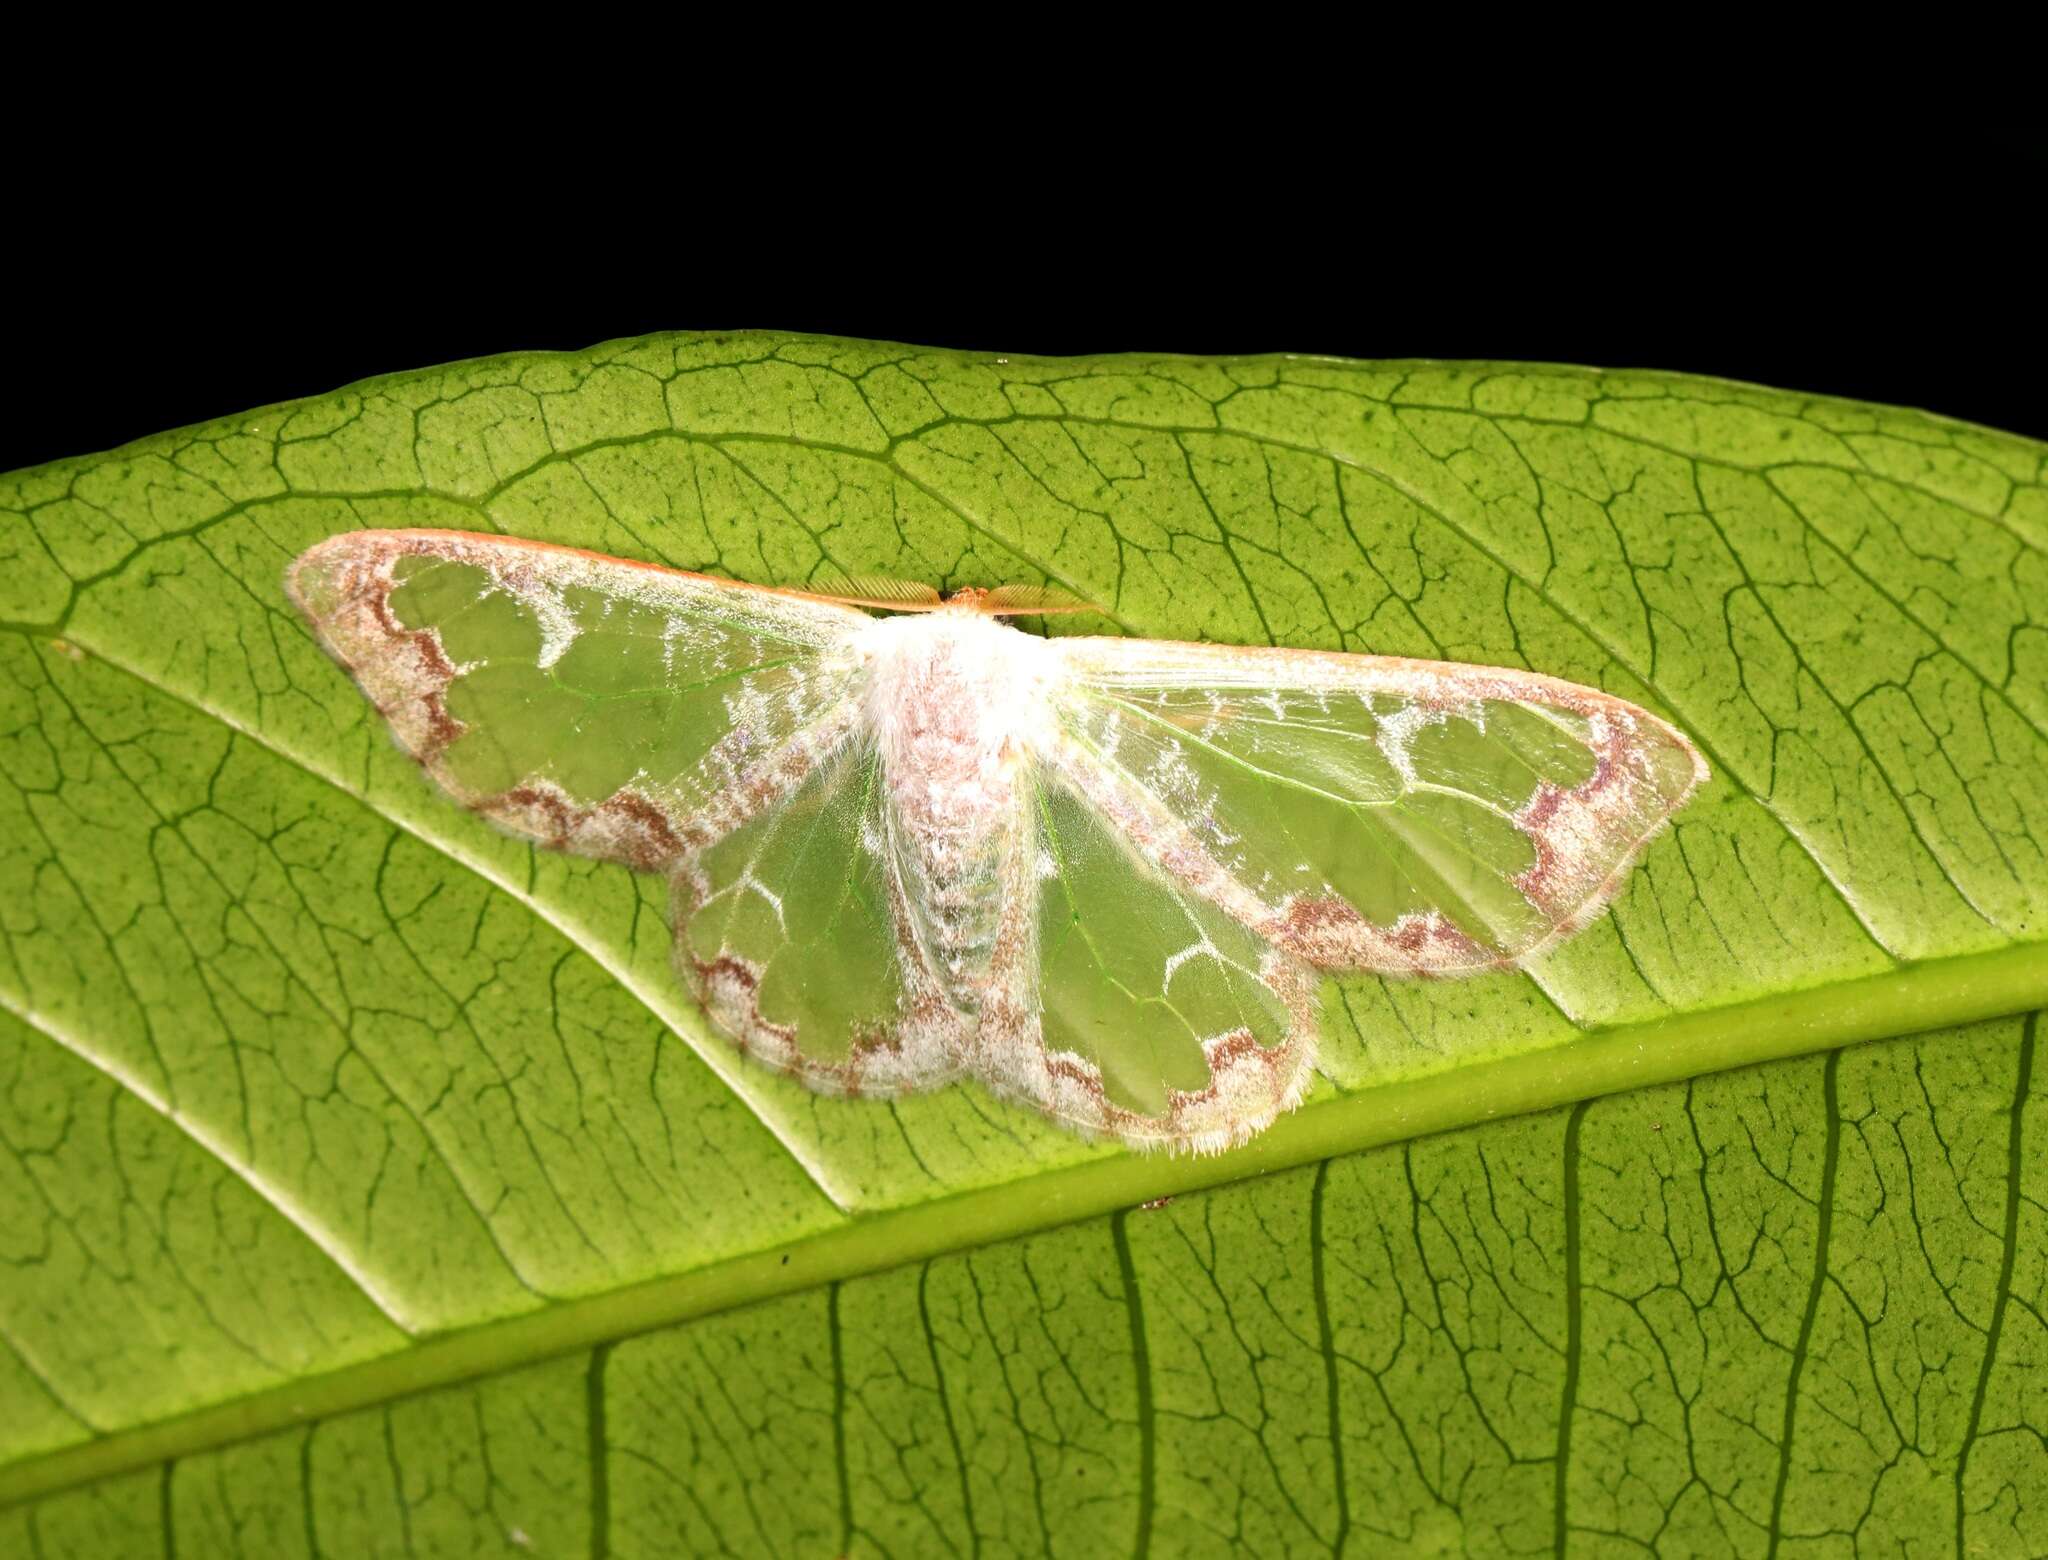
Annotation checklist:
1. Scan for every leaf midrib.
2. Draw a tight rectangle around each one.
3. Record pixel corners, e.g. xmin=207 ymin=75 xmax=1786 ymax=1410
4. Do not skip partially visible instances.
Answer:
xmin=3 ymin=935 xmax=2044 ymax=1511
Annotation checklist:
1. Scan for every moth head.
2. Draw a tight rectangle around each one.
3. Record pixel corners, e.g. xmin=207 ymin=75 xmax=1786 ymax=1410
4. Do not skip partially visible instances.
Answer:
xmin=946 ymin=582 xmax=1096 ymax=617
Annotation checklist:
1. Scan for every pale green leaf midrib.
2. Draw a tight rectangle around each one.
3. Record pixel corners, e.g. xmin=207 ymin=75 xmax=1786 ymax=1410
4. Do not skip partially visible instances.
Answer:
xmin=2 ymin=936 xmax=2044 ymax=1513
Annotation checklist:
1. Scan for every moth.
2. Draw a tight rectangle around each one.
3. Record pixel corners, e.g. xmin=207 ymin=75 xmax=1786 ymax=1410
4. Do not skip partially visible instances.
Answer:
xmin=288 ymin=531 xmax=1707 ymax=1154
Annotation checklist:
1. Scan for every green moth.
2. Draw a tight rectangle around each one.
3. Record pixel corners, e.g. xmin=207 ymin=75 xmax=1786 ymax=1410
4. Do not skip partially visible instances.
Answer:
xmin=288 ymin=531 xmax=1707 ymax=1154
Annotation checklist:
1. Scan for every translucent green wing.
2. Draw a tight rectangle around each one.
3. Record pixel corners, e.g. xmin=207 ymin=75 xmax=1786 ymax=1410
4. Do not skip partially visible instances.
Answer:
xmin=289 ymin=530 xmax=964 ymax=1094
xmin=970 ymin=771 xmax=1317 ymax=1155
xmin=1047 ymin=639 xmax=1710 ymax=975
xmin=676 ymin=730 xmax=969 ymax=1095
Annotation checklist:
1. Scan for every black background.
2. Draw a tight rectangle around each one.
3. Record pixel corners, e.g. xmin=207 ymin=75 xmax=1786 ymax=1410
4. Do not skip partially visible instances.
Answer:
xmin=6 ymin=186 xmax=2039 ymax=474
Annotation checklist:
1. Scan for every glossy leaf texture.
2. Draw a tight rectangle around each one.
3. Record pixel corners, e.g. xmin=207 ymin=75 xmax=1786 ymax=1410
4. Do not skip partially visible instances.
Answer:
xmin=2 ymin=335 xmax=2045 ymax=1555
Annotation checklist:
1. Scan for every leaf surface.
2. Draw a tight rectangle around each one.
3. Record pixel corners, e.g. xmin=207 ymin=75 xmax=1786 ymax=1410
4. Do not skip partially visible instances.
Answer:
xmin=2 ymin=336 xmax=2045 ymax=1553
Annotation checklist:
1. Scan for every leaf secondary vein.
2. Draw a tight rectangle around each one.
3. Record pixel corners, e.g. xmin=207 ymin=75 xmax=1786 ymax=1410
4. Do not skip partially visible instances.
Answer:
xmin=2 ymin=627 xmax=855 ymax=1212
xmin=0 ymin=991 xmax=420 ymax=1334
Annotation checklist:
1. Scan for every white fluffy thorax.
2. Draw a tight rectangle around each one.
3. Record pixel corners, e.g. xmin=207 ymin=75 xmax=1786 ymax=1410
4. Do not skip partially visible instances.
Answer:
xmin=858 ymin=609 xmax=1062 ymax=789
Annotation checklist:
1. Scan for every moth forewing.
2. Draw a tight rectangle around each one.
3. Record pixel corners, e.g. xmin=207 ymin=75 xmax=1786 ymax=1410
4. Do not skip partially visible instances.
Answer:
xmin=287 ymin=528 xmax=878 ymax=872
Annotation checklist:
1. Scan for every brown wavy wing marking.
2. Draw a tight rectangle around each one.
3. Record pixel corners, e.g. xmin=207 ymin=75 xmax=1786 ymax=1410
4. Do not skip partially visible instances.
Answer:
xmin=1048 ymin=638 xmax=1709 ymax=976
xmin=286 ymin=529 xmax=876 ymax=873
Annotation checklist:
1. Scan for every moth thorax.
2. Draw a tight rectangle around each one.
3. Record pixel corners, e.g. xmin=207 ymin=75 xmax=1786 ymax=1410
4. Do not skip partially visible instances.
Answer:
xmin=862 ymin=612 xmax=1044 ymax=825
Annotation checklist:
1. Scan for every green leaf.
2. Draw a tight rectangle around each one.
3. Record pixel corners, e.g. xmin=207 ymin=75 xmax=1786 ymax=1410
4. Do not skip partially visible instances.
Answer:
xmin=2 ymin=335 xmax=2044 ymax=1554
